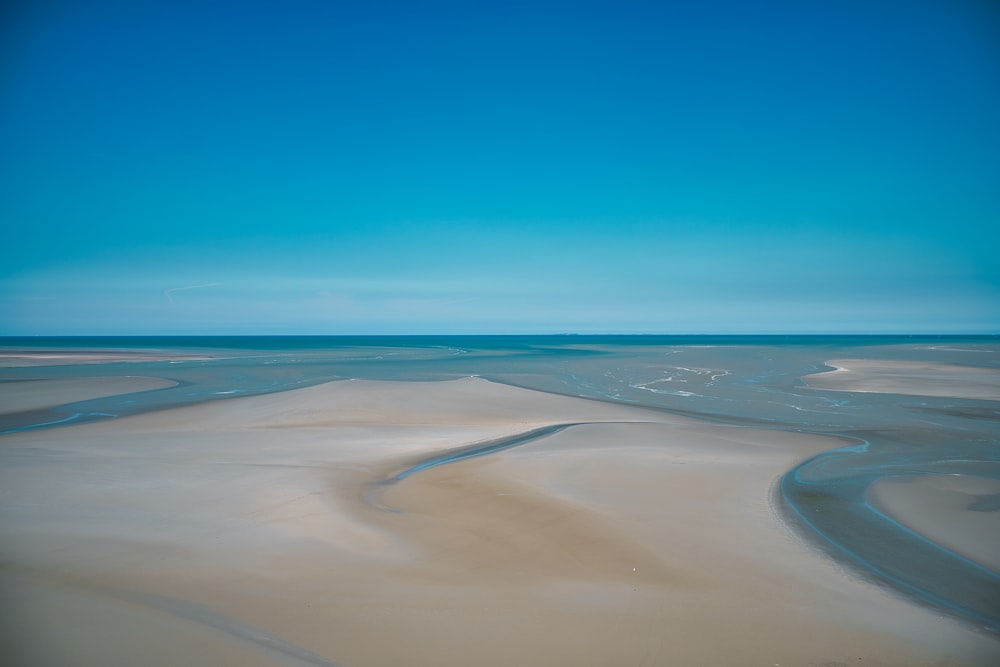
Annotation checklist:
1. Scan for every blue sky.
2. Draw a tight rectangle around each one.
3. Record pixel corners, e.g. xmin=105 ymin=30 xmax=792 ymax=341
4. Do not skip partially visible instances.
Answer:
xmin=2 ymin=0 xmax=998 ymax=334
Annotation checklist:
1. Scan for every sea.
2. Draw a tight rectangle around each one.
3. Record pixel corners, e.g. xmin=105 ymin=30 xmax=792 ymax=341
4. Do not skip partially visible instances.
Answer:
xmin=1 ymin=334 xmax=998 ymax=630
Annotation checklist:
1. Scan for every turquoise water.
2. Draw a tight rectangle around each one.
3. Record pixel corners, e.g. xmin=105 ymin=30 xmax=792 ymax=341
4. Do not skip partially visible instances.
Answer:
xmin=2 ymin=335 xmax=998 ymax=629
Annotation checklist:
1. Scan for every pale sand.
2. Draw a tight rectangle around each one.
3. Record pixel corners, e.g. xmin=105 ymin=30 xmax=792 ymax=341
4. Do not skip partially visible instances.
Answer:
xmin=803 ymin=359 xmax=1000 ymax=400
xmin=0 ymin=351 xmax=213 ymax=367
xmin=1 ymin=377 xmax=997 ymax=666
xmin=868 ymin=474 xmax=1000 ymax=573
xmin=0 ymin=376 xmax=178 ymax=415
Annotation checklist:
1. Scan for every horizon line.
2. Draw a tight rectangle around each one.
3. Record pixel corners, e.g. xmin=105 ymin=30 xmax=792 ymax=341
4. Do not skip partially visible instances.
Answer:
xmin=2 ymin=332 xmax=998 ymax=339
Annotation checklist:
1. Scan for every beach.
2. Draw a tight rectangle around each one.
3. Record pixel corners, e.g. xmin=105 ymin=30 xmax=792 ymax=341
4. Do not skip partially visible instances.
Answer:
xmin=2 ymin=368 xmax=998 ymax=666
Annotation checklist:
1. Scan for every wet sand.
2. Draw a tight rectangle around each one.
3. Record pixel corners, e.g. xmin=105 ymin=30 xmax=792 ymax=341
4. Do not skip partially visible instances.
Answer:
xmin=0 ymin=376 xmax=178 ymax=415
xmin=868 ymin=474 xmax=1000 ymax=573
xmin=1 ymin=376 xmax=997 ymax=666
xmin=0 ymin=351 xmax=214 ymax=367
xmin=803 ymin=358 xmax=1000 ymax=400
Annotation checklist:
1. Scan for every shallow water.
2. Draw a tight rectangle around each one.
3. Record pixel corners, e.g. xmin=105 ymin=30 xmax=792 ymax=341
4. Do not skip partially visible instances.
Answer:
xmin=2 ymin=335 xmax=998 ymax=629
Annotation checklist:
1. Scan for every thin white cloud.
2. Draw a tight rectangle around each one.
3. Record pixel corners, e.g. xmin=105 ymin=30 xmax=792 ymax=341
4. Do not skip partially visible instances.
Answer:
xmin=164 ymin=283 xmax=223 ymax=304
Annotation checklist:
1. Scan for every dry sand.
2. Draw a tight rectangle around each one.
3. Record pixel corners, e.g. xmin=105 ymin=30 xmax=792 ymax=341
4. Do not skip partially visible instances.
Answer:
xmin=803 ymin=359 xmax=1000 ymax=401
xmin=1 ymin=376 xmax=997 ymax=666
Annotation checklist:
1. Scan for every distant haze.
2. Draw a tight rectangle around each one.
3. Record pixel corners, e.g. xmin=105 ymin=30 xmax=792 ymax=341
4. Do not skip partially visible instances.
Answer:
xmin=2 ymin=1 xmax=998 ymax=334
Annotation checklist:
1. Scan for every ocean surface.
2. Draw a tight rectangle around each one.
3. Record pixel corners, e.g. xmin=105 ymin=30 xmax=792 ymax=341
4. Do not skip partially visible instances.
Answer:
xmin=2 ymin=335 xmax=998 ymax=630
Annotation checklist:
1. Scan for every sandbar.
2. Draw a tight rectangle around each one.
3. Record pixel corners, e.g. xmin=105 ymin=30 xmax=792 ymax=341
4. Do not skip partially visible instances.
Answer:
xmin=1 ymin=376 xmax=997 ymax=666
xmin=803 ymin=358 xmax=1000 ymax=401
xmin=868 ymin=474 xmax=1000 ymax=573
xmin=0 ymin=350 xmax=214 ymax=367
xmin=0 ymin=376 xmax=178 ymax=415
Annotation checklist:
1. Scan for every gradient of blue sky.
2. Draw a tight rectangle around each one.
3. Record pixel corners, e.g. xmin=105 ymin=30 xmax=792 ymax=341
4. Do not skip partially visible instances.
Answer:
xmin=2 ymin=0 xmax=998 ymax=334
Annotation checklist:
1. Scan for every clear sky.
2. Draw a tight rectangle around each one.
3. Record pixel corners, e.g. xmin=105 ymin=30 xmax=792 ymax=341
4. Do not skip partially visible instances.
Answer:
xmin=2 ymin=0 xmax=998 ymax=334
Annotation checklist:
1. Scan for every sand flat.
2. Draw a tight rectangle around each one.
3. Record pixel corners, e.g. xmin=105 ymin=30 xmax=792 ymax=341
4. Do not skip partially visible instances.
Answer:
xmin=803 ymin=358 xmax=1000 ymax=400
xmin=0 ymin=376 xmax=178 ymax=415
xmin=1 ymin=377 xmax=997 ymax=666
xmin=868 ymin=474 xmax=1000 ymax=573
xmin=0 ymin=351 xmax=213 ymax=367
